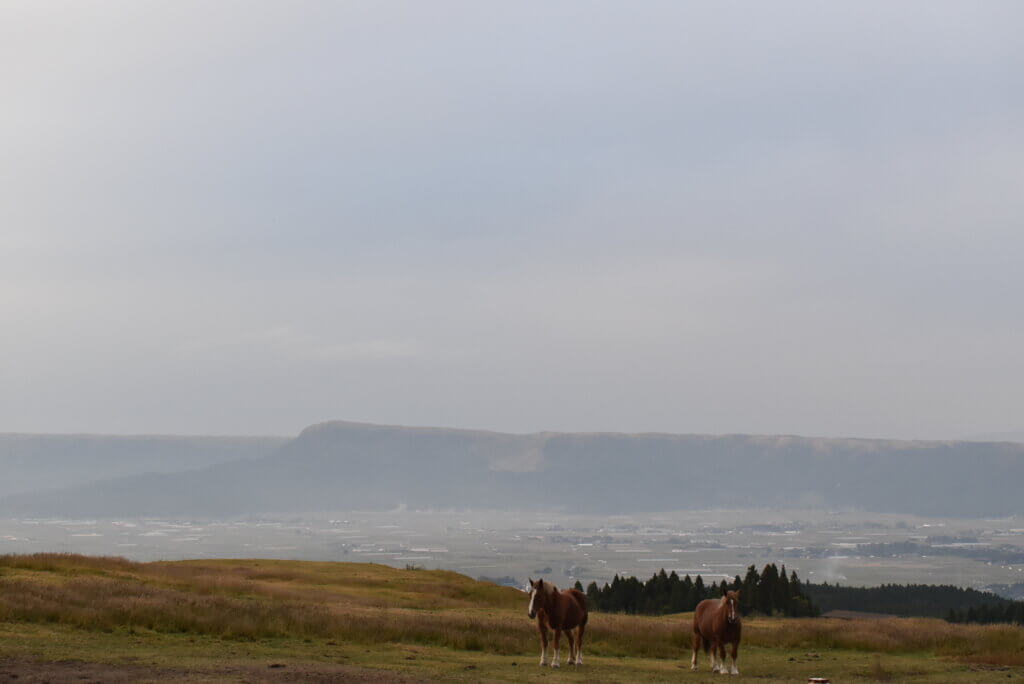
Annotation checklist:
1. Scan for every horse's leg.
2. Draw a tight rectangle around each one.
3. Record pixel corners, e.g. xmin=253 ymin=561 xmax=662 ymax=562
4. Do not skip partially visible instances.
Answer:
xmin=562 ymin=630 xmax=574 ymax=664
xmin=691 ymin=631 xmax=700 ymax=671
xmin=551 ymin=627 xmax=561 ymax=668
xmin=717 ymin=642 xmax=728 ymax=675
xmin=729 ymin=642 xmax=739 ymax=675
xmin=575 ymin=623 xmax=585 ymax=666
xmin=538 ymin=624 xmax=549 ymax=666
xmin=711 ymin=639 xmax=722 ymax=673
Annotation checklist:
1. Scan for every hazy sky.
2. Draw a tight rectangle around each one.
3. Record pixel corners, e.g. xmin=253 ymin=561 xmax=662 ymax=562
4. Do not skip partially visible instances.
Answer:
xmin=2 ymin=1 xmax=1023 ymax=439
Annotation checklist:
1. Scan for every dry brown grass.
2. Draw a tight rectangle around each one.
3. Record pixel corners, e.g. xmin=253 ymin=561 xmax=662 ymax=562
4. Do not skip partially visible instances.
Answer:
xmin=0 ymin=554 xmax=528 ymax=652
xmin=0 ymin=552 xmax=137 ymax=574
xmin=3 ymin=553 xmax=1023 ymax=666
xmin=745 ymin=615 xmax=1024 ymax=664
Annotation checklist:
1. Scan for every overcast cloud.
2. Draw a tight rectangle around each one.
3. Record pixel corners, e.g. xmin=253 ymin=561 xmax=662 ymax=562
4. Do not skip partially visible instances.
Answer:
xmin=2 ymin=1 xmax=1022 ymax=439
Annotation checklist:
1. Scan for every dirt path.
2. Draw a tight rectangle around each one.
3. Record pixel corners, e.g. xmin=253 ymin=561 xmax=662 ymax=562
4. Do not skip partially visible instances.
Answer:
xmin=0 ymin=657 xmax=427 ymax=683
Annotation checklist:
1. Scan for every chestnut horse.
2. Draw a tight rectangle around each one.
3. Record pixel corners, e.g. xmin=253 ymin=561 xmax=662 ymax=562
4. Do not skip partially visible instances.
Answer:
xmin=692 ymin=589 xmax=742 ymax=675
xmin=527 ymin=578 xmax=588 ymax=667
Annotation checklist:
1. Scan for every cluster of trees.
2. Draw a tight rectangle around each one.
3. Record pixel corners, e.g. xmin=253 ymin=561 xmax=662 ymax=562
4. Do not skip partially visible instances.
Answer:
xmin=579 ymin=563 xmax=818 ymax=617
xmin=802 ymin=582 xmax=1016 ymax=621
xmin=568 ymin=566 xmax=1024 ymax=626
xmin=946 ymin=602 xmax=1024 ymax=625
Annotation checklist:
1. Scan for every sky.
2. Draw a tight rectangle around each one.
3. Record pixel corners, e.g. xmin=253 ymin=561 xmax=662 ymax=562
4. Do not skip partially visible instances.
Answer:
xmin=2 ymin=1 xmax=1023 ymax=440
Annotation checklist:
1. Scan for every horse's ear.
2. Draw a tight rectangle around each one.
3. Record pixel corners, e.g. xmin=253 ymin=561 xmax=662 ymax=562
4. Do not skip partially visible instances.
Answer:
xmin=536 ymin=578 xmax=544 ymax=589
xmin=528 ymin=578 xmax=534 ymax=588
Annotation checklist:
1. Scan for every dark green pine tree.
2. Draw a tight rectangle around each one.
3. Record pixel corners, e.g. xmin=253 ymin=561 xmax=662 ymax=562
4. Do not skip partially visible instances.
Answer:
xmin=608 ymin=575 xmax=623 ymax=612
xmin=619 ymin=575 xmax=639 ymax=613
xmin=586 ymin=581 xmax=601 ymax=610
xmin=682 ymin=574 xmax=696 ymax=611
xmin=789 ymin=570 xmax=803 ymax=597
xmin=648 ymin=569 xmax=670 ymax=612
xmin=777 ymin=565 xmax=791 ymax=615
xmin=669 ymin=576 xmax=687 ymax=613
xmin=787 ymin=569 xmax=816 ymax=617
xmin=757 ymin=564 xmax=777 ymax=614
xmin=741 ymin=565 xmax=759 ymax=615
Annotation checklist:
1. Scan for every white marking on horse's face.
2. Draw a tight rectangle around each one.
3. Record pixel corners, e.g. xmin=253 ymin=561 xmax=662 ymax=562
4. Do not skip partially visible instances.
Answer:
xmin=726 ymin=596 xmax=738 ymax=623
xmin=528 ymin=589 xmax=537 ymax=618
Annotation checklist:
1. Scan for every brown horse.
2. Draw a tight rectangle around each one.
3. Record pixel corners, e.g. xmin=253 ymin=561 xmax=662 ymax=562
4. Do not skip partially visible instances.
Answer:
xmin=527 ymin=578 xmax=588 ymax=667
xmin=692 ymin=589 xmax=742 ymax=675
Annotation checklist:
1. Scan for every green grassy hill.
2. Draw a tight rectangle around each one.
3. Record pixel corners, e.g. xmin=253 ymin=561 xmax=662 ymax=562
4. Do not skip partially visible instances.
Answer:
xmin=1 ymin=554 xmax=1022 ymax=682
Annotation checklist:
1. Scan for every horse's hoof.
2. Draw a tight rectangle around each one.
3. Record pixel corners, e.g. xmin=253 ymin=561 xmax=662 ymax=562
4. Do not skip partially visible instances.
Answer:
xmin=539 ymin=660 xmax=547 ymax=667
xmin=551 ymin=661 xmax=560 ymax=669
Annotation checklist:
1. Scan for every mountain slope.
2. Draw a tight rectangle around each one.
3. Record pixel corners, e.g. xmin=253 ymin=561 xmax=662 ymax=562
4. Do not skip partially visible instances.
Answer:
xmin=0 ymin=433 xmax=288 ymax=497
xmin=2 ymin=421 xmax=1023 ymax=517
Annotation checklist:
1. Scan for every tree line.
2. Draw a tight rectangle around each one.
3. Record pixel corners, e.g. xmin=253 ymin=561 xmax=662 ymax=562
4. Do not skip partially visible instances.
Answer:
xmin=803 ymin=581 xmax=1024 ymax=625
xmin=946 ymin=602 xmax=1024 ymax=625
xmin=579 ymin=563 xmax=818 ymax=617
xmin=574 ymin=564 xmax=1024 ymax=626
xmin=803 ymin=581 xmax=1007 ymax=618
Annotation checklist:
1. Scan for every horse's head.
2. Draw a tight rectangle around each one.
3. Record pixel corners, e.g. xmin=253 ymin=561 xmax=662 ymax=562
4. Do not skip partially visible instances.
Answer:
xmin=527 ymin=578 xmax=555 ymax=619
xmin=722 ymin=589 xmax=741 ymax=624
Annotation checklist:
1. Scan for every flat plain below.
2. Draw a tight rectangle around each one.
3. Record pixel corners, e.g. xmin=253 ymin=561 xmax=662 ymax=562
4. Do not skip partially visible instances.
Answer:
xmin=0 ymin=555 xmax=1022 ymax=682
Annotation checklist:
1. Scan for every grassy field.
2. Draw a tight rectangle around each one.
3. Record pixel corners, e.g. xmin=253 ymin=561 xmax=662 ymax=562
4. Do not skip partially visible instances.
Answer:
xmin=1 ymin=554 xmax=1023 ymax=682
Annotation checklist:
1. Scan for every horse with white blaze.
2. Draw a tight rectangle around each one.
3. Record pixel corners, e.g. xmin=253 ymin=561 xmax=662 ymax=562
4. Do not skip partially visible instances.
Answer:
xmin=526 ymin=578 xmax=588 ymax=667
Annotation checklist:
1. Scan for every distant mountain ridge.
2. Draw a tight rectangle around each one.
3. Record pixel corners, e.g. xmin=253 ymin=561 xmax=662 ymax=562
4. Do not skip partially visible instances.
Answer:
xmin=2 ymin=421 xmax=1023 ymax=518
xmin=961 ymin=430 xmax=1024 ymax=443
xmin=0 ymin=433 xmax=287 ymax=498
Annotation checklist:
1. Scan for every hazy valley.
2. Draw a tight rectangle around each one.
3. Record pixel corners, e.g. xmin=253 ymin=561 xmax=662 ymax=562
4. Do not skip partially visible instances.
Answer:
xmin=3 ymin=421 xmax=1024 ymax=598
